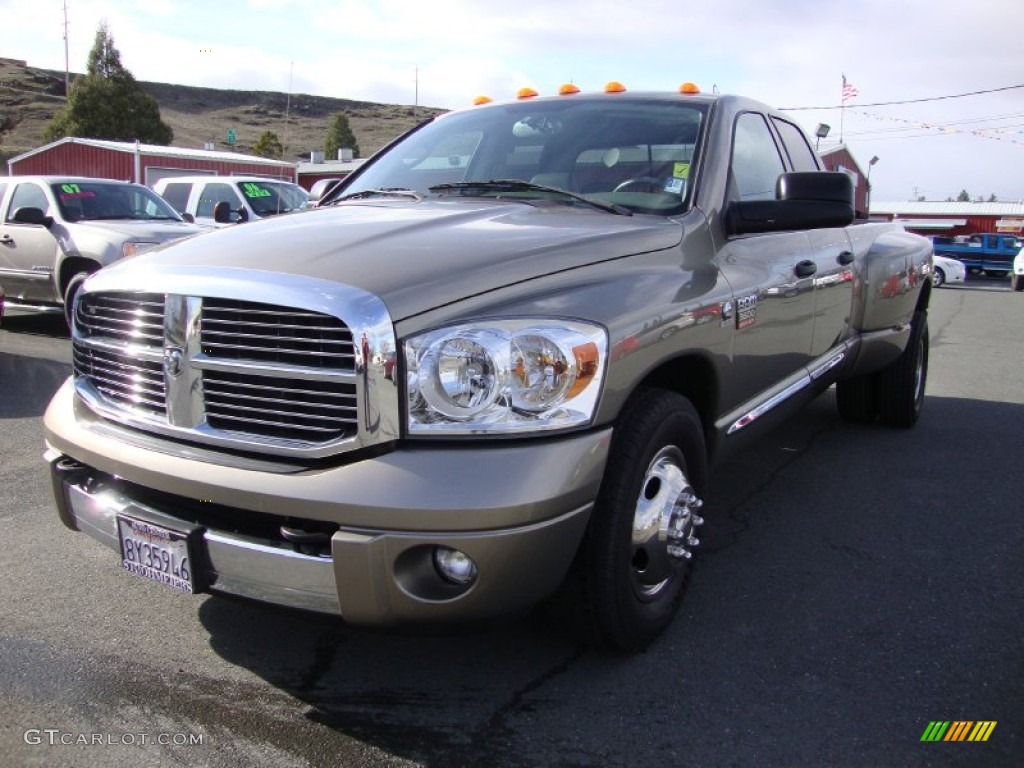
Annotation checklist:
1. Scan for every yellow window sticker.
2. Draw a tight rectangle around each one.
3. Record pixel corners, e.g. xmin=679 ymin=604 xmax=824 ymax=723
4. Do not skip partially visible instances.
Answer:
xmin=673 ymin=163 xmax=691 ymax=179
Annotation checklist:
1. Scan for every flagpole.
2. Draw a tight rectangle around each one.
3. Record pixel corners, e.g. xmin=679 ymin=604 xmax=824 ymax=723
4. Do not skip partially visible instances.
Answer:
xmin=840 ymin=74 xmax=846 ymax=143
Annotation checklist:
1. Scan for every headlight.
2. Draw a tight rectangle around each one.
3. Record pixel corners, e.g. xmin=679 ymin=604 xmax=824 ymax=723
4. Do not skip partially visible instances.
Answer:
xmin=122 ymin=241 xmax=160 ymax=259
xmin=405 ymin=319 xmax=606 ymax=435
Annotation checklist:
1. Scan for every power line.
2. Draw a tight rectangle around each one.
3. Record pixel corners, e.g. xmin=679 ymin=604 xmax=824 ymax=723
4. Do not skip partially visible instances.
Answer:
xmin=780 ymin=83 xmax=1024 ymax=111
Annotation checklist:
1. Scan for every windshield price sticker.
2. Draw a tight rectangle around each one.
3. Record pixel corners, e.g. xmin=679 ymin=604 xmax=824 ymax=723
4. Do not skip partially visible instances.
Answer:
xmin=117 ymin=516 xmax=197 ymax=593
xmin=241 ymin=182 xmax=272 ymax=199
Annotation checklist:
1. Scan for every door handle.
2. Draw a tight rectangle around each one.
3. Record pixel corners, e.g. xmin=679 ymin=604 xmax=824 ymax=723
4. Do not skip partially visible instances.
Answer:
xmin=837 ymin=250 xmax=854 ymax=265
xmin=794 ymin=260 xmax=818 ymax=278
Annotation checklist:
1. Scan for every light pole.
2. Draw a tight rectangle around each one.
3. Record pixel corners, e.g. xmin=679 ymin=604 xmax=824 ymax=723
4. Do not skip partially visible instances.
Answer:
xmin=815 ymin=123 xmax=831 ymax=151
xmin=866 ymin=156 xmax=879 ymax=211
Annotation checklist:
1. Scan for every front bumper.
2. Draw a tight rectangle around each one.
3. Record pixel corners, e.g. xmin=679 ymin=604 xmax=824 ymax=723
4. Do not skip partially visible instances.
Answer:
xmin=45 ymin=379 xmax=609 ymax=624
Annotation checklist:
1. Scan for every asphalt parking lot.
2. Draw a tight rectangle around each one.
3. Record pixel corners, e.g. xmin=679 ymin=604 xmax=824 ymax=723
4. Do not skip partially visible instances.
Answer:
xmin=1 ymin=277 xmax=1021 ymax=767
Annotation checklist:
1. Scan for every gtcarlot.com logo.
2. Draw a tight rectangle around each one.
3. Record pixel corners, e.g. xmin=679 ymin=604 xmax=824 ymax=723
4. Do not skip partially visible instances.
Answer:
xmin=920 ymin=721 xmax=997 ymax=742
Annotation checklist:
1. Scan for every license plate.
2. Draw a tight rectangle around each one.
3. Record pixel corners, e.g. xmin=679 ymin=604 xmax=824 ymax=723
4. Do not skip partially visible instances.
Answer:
xmin=117 ymin=515 xmax=199 ymax=594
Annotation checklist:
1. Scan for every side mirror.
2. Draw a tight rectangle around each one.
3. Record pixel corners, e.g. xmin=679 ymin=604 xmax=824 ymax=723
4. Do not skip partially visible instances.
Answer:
xmin=237 ymin=207 xmax=249 ymax=223
xmin=726 ymin=172 xmax=854 ymax=236
xmin=11 ymin=206 xmax=54 ymax=228
xmin=213 ymin=201 xmax=234 ymax=224
xmin=181 ymin=212 xmax=195 ymax=223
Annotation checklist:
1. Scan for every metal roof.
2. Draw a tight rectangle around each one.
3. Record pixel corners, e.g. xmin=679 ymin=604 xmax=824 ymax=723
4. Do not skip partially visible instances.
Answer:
xmin=870 ymin=201 xmax=1024 ymax=216
xmin=7 ymin=136 xmax=295 ymax=169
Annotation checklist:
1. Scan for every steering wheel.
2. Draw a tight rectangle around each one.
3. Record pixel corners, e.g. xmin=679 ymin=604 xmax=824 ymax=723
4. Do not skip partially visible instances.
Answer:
xmin=613 ymin=177 xmax=664 ymax=193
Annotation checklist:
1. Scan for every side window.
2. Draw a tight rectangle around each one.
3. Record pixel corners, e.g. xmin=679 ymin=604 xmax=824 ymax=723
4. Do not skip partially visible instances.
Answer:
xmin=771 ymin=118 xmax=821 ymax=172
xmin=196 ymin=183 xmax=242 ymax=219
xmin=729 ymin=113 xmax=786 ymax=201
xmin=159 ymin=183 xmax=192 ymax=213
xmin=6 ymin=183 xmax=50 ymax=221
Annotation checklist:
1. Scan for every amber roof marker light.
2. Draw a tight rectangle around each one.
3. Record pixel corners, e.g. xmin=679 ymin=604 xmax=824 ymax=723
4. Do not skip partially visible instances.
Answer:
xmin=558 ymin=83 xmax=581 ymax=96
xmin=679 ymin=82 xmax=701 ymax=94
xmin=604 ymin=81 xmax=627 ymax=93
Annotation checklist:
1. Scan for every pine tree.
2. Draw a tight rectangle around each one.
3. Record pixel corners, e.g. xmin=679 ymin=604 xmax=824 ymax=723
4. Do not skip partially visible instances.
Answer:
xmin=324 ymin=113 xmax=360 ymax=160
xmin=43 ymin=21 xmax=173 ymax=145
xmin=252 ymin=131 xmax=284 ymax=159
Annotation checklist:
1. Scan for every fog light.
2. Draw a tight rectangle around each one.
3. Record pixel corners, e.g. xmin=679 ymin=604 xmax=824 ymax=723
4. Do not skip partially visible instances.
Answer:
xmin=433 ymin=546 xmax=478 ymax=586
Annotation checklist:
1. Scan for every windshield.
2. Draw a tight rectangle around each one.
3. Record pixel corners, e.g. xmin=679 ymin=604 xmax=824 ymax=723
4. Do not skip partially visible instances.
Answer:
xmin=233 ymin=180 xmax=309 ymax=216
xmin=337 ymin=96 xmax=707 ymax=216
xmin=52 ymin=181 xmax=183 ymax=222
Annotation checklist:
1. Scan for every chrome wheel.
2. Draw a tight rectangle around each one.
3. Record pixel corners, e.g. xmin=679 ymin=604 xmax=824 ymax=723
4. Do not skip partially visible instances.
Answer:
xmin=630 ymin=446 xmax=704 ymax=600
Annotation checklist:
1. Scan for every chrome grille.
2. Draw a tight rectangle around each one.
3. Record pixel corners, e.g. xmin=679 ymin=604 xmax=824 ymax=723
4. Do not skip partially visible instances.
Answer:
xmin=75 ymin=292 xmax=165 ymax=344
xmin=201 ymin=298 xmax=355 ymax=369
xmin=203 ymin=370 xmax=358 ymax=442
xmin=72 ymin=344 xmax=166 ymax=416
xmin=73 ymin=293 xmax=167 ymax=416
xmin=70 ymin=286 xmax=385 ymax=458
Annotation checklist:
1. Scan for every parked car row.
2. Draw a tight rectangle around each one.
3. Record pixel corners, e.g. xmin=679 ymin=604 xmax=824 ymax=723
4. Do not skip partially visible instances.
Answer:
xmin=0 ymin=174 xmax=310 ymax=322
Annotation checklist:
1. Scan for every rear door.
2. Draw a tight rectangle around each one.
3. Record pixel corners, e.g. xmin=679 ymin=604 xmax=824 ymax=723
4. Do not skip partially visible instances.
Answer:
xmin=771 ymin=116 xmax=855 ymax=357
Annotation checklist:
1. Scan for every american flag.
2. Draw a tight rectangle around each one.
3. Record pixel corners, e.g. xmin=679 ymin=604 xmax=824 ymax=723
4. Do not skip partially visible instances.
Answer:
xmin=842 ymin=76 xmax=859 ymax=103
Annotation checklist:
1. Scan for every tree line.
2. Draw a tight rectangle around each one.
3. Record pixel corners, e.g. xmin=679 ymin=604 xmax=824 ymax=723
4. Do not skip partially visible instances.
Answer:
xmin=46 ymin=22 xmax=360 ymax=161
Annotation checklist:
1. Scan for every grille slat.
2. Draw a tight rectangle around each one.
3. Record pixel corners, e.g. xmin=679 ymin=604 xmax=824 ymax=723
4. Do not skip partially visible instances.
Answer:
xmin=73 ymin=292 xmax=360 ymax=447
xmin=203 ymin=369 xmax=357 ymax=442
xmin=75 ymin=293 xmax=166 ymax=344
xmin=201 ymin=298 xmax=356 ymax=370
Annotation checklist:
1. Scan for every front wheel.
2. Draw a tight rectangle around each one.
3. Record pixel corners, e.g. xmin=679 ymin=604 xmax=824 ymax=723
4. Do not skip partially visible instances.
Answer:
xmin=932 ymin=268 xmax=945 ymax=288
xmin=62 ymin=270 xmax=92 ymax=327
xmin=550 ymin=388 xmax=708 ymax=652
xmin=1012 ymin=274 xmax=1024 ymax=292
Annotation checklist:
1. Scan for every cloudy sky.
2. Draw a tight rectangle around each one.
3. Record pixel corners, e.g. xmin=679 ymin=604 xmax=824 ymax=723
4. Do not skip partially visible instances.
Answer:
xmin=4 ymin=0 xmax=1023 ymax=203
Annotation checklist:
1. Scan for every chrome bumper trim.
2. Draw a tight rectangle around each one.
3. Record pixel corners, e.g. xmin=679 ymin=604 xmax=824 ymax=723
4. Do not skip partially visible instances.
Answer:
xmin=54 ymin=464 xmax=341 ymax=615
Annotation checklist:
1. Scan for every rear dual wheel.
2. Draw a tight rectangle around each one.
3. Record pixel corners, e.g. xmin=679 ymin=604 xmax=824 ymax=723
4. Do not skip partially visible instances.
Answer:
xmin=836 ymin=309 xmax=928 ymax=428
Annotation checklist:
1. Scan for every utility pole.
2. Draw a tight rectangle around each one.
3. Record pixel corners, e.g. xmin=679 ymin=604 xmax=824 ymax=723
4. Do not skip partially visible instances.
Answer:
xmin=63 ymin=0 xmax=70 ymax=96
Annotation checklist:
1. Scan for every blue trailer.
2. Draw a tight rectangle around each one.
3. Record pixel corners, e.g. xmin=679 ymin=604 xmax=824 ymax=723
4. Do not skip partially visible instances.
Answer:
xmin=931 ymin=233 xmax=1022 ymax=276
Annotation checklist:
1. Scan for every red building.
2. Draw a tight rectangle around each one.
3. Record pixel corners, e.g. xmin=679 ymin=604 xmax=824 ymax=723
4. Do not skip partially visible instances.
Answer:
xmin=819 ymin=145 xmax=874 ymax=218
xmin=7 ymin=137 xmax=297 ymax=187
xmin=866 ymin=201 xmax=1024 ymax=238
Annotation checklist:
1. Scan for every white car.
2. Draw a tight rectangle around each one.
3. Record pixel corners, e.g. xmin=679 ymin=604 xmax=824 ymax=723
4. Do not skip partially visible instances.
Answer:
xmin=1012 ymin=247 xmax=1024 ymax=292
xmin=152 ymin=176 xmax=309 ymax=227
xmin=931 ymin=253 xmax=966 ymax=288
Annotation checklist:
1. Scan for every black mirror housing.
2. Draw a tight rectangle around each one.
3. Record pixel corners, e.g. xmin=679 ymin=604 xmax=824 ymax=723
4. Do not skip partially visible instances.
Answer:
xmin=12 ymin=206 xmax=54 ymax=228
xmin=727 ymin=172 xmax=854 ymax=235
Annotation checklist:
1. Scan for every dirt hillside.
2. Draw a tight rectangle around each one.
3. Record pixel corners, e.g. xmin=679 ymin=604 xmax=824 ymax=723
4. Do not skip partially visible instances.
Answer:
xmin=0 ymin=57 xmax=444 ymax=164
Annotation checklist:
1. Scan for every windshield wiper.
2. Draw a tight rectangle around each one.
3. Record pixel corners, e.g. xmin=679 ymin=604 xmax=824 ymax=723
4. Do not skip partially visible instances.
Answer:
xmin=428 ymin=180 xmax=632 ymax=216
xmin=329 ymin=188 xmax=422 ymax=204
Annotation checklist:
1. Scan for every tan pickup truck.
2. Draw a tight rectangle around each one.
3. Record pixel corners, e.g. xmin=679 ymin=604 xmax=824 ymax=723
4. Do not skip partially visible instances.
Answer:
xmin=44 ymin=87 xmax=932 ymax=651
xmin=0 ymin=176 xmax=205 ymax=322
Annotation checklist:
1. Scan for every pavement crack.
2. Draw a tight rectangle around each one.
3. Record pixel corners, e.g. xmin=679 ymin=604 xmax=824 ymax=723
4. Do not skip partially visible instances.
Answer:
xmin=701 ymin=419 xmax=836 ymax=556
xmin=447 ymin=645 xmax=587 ymax=767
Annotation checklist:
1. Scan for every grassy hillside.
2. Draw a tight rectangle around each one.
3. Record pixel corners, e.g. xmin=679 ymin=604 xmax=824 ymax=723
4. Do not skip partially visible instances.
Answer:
xmin=0 ymin=57 xmax=444 ymax=165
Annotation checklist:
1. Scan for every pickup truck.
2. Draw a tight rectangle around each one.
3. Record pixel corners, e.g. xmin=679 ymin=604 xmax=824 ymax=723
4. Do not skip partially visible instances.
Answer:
xmin=44 ymin=86 xmax=933 ymax=651
xmin=0 ymin=176 xmax=205 ymax=322
xmin=931 ymin=232 xmax=1021 ymax=277
xmin=151 ymin=175 xmax=309 ymax=227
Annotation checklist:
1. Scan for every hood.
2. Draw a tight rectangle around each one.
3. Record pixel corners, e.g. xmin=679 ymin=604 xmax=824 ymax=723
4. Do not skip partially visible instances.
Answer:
xmin=113 ymin=199 xmax=683 ymax=320
xmin=68 ymin=219 xmax=207 ymax=242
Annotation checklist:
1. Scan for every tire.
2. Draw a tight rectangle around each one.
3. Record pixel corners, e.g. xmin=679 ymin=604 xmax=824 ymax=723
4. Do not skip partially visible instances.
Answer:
xmin=932 ymin=268 xmax=945 ymax=288
xmin=550 ymin=387 xmax=708 ymax=652
xmin=62 ymin=270 xmax=92 ymax=328
xmin=878 ymin=309 xmax=928 ymax=428
xmin=1012 ymin=275 xmax=1024 ymax=292
xmin=835 ymin=372 xmax=880 ymax=424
